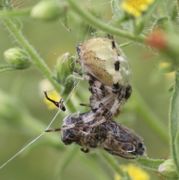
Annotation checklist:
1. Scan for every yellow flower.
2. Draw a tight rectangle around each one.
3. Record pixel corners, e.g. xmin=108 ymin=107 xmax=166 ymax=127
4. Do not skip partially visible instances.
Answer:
xmin=39 ymin=79 xmax=61 ymax=110
xmin=43 ymin=90 xmax=61 ymax=109
xmin=165 ymin=72 xmax=175 ymax=81
xmin=121 ymin=0 xmax=154 ymax=17
xmin=114 ymin=164 xmax=150 ymax=180
xmin=158 ymin=62 xmax=175 ymax=80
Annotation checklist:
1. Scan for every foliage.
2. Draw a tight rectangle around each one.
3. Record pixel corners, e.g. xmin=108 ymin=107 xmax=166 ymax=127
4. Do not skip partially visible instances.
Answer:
xmin=0 ymin=0 xmax=179 ymax=179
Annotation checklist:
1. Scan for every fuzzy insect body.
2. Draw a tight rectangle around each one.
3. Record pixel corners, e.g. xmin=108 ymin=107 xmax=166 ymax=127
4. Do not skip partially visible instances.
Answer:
xmin=61 ymin=112 xmax=145 ymax=159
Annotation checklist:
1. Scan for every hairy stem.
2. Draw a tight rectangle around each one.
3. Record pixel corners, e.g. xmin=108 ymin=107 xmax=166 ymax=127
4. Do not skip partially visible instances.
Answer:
xmin=0 ymin=8 xmax=30 ymax=17
xmin=2 ymin=18 xmax=62 ymax=92
xmin=0 ymin=65 xmax=15 ymax=73
xmin=169 ymin=72 xmax=179 ymax=173
xmin=100 ymin=151 xmax=125 ymax=177
xmin=66 ymin=0 xmax=145 ymax=43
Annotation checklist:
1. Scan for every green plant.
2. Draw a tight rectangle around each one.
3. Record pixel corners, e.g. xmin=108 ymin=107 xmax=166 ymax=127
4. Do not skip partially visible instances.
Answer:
xmin=0 ymin=0 xmax=179 ymax=179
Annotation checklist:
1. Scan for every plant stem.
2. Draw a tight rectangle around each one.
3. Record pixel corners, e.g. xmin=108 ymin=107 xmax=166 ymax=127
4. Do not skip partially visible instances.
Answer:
xmin=100 ymin=151 xmax=124 ymax=176
xmin=0 ymin=8 xmax=30 ymax=17
xmin=66 ymin=0 xmax=145 ymax=43
xmin=137 ymin=157 xmax=164 ymax=171
xmin=169 ymin=72 xmax=179 ymax=174
xmin=55 ymin=146 xmax=78 ymax=177
xmin=134 ymin=89 xmax=169 ymax=143
xmin=0 ymin=65 xmax=15 ymax=73
xmin=2 ymin=18 xmax=62 ymax=92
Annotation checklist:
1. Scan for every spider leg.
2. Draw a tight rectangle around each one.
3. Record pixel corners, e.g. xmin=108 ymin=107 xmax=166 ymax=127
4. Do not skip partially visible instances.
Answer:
xmin=80 ymin=147 xmax=90 ymax=153
xmin=79 ymin=103 xmax=90 ymax=107
xmin=45 ymin=128 xmax=61 ymax=132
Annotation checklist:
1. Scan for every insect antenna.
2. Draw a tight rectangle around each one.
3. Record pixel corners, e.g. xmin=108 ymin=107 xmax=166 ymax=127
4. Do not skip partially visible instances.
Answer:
xmin=44 ymin=91 xmax=66 ymax=111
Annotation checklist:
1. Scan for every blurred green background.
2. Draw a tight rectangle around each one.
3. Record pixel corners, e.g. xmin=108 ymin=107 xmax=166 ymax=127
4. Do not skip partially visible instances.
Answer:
xmin=0 ymin=0 xmax=172 ymax=179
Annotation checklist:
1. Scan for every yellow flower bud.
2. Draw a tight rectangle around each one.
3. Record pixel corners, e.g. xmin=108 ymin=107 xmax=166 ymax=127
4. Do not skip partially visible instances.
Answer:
xmin=114 ymin=164 xmax=150 ymax=180
xmin=159 ymin=62 xmax=173 ymax=73
xmin=4 ymin=47 xmax=31 ymax=69
xmin=31 ymin=0 xmax=67 ymax=21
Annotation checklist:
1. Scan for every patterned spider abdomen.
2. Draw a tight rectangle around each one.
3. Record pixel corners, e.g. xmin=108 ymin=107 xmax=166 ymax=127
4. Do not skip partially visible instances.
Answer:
xmin=77 ymin=37 xmax=130 ymax=87
xmin=88 ymin=74 xmax=132 ymax=117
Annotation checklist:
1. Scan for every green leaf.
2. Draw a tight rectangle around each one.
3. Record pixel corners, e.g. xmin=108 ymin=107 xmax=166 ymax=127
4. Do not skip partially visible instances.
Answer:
xmin=136 ymin=157 xmax=165 ymax=171
xmin=169 ymin=72 xmax=179 ymax=174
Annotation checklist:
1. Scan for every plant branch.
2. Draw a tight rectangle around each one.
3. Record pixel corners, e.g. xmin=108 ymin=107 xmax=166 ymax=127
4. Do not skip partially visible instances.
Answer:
xmin=66 ymin=0 xmax=145 ymax=43
xmin=0 ymin=8 xmax=30 ymax=18
xmin=133 ymin=89 xmax=169 ymax=143
xmin=169 ymin=71 xmax=179 ymax=174
xmin=0 ymin=64 xmax=15 ymax=73
xmin=2 ymin=18 xmax=62 ymax=92
xmin=100 ymin=151 xmax=125 ymax=177
xmin=136 ymin=157 xmax=164 ymax=171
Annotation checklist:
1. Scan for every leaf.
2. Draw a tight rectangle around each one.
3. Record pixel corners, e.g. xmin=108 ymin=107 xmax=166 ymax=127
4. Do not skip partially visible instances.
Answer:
xmin=169 ymin=71 xmax=179 ymax=173
xmin=136 ymin=157 xmax=165 ymax=171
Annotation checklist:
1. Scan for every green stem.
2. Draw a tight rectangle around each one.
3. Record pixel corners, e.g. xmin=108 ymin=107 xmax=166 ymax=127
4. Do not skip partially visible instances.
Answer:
xmin=55 ymin=146 xmax=78 ymax=177
xmin=100 ymin=151 xmax=124 ymax=177
xmin=119 ymin=42 xmax=132 ymax=48
xmin=2 ymin=18 xmax=61 ymax=92
xmin=137 ymin=157 xmax=164 ymax=171
xmin=134 ymin=89 xmax=169 ymax=143
xmin=0 ymin=65 xmax=15 ymax=73
xmin=66 ymin=0 xmax=145 ymax=43
xmin=177 ymin=0 xmax=179 ymax=15
xmin=0 ymin=8 xmax=30 ymax=17
xmin=169 ymin=72 xmax=179 ymax=173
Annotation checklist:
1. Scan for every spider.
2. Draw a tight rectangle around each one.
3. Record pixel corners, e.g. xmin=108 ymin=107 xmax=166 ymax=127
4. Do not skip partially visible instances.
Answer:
xmin=44 ymin=36 xmax=145 ymax=159
xmin=77 ymin=37 xmax=132 ymax=118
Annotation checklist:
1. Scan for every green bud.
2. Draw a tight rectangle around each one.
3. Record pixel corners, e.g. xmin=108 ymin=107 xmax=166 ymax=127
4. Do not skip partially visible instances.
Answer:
xmin=31 ymin=0 xmax=67 ymax=21
xmin=55 ymin=53 xmax=75 ymax=83
xmin=4 ymin=47 xmax=31 ymax=69
xmin=134 ymin=17 xmax=144 ymax=35
xmin=158 ymin=159 xmax=178 ymax=179
xmin=62 ymin=75 xmax=75 ymax=95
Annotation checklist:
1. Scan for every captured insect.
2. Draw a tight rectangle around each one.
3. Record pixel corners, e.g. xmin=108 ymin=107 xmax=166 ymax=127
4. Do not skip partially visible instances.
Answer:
xmin=45 ymin=101 xmax=145 ymax=159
